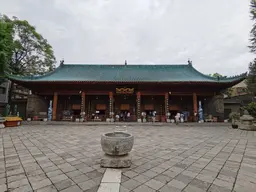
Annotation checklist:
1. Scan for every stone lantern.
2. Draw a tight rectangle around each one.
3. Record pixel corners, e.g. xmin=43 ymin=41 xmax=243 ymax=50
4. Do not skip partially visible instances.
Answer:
xmin=239 ymin=110 xmax=256 ymax=131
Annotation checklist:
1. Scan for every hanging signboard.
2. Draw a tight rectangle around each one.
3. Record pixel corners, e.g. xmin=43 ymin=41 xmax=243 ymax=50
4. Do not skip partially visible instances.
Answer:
xmin=116 ymin=88 xmax=134 ymax=94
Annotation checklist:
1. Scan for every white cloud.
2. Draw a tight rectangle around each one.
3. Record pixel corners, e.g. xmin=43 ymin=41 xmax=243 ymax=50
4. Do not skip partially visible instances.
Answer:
xmin=0 ymin=0 xmax=254 ymax=76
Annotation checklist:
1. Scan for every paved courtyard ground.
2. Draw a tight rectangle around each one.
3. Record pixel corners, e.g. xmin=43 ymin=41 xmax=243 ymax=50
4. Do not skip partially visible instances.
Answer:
xmin=0 ymin=124 xmax=255 ymax=192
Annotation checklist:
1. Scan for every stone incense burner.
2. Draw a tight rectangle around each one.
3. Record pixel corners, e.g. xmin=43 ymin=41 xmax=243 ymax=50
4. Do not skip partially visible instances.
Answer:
xmin=101 ymin=131 xmax=134 ymax=156
xmin=100 ymin=131 xmax=134 ymax=168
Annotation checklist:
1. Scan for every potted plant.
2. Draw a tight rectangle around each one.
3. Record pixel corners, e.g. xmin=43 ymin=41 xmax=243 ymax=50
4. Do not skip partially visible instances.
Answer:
xmin=229 ymin=112 xmax=240 ymax=129
xmin=4 ymin=116 xmax=23 ymax=127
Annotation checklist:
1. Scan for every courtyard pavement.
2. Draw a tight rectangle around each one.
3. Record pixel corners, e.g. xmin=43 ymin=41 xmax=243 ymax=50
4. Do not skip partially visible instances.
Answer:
xmin=0 ymin=124 xmax=255 ymax=192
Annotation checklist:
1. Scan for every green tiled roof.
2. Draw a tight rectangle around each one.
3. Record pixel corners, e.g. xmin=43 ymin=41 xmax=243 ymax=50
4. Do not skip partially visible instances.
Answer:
xmin=9 ymin=64 xmax=247 ymax=83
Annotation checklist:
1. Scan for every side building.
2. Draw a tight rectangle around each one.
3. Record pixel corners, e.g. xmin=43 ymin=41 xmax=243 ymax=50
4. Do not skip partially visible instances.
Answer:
xmin=224 ymin=80 xmax=254 ymax=119
xmin=0 ymin=81 xmax=10 ymax=115
xmin=11 ymin=83 xmax=30 ymax=119
xmin=0 ymin=80 xmax=29 ymax=118
xmin=9 ymin=62 xmax=246 ymax=122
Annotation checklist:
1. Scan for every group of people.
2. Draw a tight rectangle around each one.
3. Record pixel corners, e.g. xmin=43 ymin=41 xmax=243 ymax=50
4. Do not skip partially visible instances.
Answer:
xmin=174 ymin=112 xmax=184 ymax=124
xmin=115 ymin=111 xmax=131 ymax=122
xmin=173 ymin=111 xmax=191 ymax=124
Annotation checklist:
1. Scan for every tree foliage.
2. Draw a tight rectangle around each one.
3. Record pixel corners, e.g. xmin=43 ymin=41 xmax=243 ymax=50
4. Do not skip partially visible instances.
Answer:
xmin=247 ymin=1 xmax=256 ymax=95
xmin=208 ymin=73 xmax=228 ymax=79
xmin=208 ymin=73 xmax=233 ymax=97
xmin=0 ymin=15 xmax=56 ymax=76
xmin=0 ymin=15 xmax=13 ymax=82
xmin=208 ymin=73 xmax=223 ymax=78
xmin=247 ymin=58 xmax=256 ymax=95
xmin=244 ymin=102 xmax=256 ymax=117
xmin=249 ymin=0 xmax=256 ymax=53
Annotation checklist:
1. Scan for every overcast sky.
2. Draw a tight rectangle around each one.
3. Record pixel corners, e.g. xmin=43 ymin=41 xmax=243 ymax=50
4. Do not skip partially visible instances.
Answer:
xmin=1 ymin=0 xmax=254 ymax=76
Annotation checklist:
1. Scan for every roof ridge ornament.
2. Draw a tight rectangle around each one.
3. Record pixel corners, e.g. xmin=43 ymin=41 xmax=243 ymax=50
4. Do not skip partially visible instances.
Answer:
xmin=188 ymin=58 xmax=192 ymax=65
xmin=60 ymin=58 xmax=64 ymax=66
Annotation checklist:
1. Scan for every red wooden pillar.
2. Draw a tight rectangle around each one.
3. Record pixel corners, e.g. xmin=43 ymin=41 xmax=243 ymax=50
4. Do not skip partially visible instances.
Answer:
xmin=52 ymin=92 xmax=58 ymax=120
xmin=193 ymin=92 xmax=198 ymax=121
xmin=137 ymin=92 xmax=141 ymax=121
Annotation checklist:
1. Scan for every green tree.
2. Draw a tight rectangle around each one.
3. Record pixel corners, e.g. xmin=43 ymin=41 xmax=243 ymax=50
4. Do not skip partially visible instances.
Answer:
xmin=1 ymin=15 xmax=56 ymax=76
xmin=209 ymin=73 xmax=233 ymax=97
xmin=249 ymin=0 xmax=256 ymax=53
xmin=209 ymin=73 xmax=223 ymax=78
xmin=248 ymin=0 xmax=256 ymax=95
xmin=244 ymin=102 xmax=256 ymax=117
xmin=0 ymin=14 xmax=56 ymax=107
xmin=0 ymin=15 xmax=13 ymax=82
xmin=247 ymin=59 xmax=256 ymax=95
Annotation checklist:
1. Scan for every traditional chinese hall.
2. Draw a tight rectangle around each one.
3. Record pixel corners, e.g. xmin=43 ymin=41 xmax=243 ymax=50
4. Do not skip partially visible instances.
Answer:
xmin=10 ymin=62 xmax=246 ymax=122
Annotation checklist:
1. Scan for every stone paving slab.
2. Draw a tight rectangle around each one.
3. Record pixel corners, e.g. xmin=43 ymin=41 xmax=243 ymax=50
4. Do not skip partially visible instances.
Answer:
xmin=0 ymin=125 xmax=255 ymax=191
xmin=101 ymin=168 xmax=121 ymax=183
xmin=98 ymin=168 xmax=121 ymax=192
xmin=97 ymin=183 xmax=120 ymax=192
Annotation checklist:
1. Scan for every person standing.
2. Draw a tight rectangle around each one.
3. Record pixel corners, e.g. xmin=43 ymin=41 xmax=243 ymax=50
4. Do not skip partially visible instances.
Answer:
xmin=180 ymin=113 xmax=184 ymax=123
xmin=127 ymin=111 xmax=130 ymax=122
xmin=152 ymin=111 xmax=156 ymax=123
xmin=175 ymin=112 xmax=180 ymax=125
xmin=120 ymin=112 xmax=123 ymax=122
xmin=115 ymin=114 xmax=120 ymax=122
xmin=124 ymin=111 xmax=127 ymax=121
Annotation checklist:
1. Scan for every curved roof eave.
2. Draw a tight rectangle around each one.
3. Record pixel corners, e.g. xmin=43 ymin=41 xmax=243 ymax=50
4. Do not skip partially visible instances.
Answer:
xmin=8 ymin=63 xmax=247 ymax=84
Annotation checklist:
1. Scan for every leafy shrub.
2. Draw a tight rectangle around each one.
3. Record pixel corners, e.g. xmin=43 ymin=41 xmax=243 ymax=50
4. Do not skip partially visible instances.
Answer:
xmin=244 ymin=102 xmax=256 ymax=117
xmin=229 ymin=112 xmax=240 ymax=120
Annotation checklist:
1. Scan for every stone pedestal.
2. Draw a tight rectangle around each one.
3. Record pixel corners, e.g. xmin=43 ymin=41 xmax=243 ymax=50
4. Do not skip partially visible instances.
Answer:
xmin=100 ymin=153 xmax=132 ymax=168
xmin=239 ymin=110 xmax=255 ymax=131
xmin=239 ymin=122 xmax=255 ymax=131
